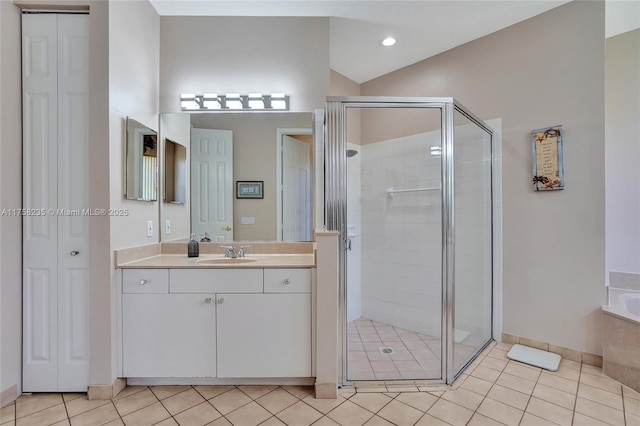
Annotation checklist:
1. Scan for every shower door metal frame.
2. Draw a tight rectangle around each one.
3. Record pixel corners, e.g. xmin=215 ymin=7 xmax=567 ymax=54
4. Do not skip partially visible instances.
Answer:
xmin=325 ymin=96 xmax=493 ymax=387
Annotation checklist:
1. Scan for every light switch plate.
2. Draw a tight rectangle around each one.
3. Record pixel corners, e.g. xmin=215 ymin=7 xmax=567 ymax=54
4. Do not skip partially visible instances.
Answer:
xmin=241 ymin=217 xmax=255 ymax=225
xmin=165 ymin=219 xmax=171 ymax=235
xmin=147 ymin=220 xmax=153 ymax=237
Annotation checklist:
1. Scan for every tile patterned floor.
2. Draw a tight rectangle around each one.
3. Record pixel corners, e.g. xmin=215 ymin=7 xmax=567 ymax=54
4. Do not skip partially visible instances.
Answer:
xmin=347 ymin=318 xmax=476 ymax=381
xmin=2 ymin=342 xmax=639 ymax=425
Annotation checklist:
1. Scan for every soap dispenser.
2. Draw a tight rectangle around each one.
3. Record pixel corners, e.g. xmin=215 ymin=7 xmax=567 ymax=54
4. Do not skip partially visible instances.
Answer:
xmin=188 ymin=233 xmax=199 ymax=257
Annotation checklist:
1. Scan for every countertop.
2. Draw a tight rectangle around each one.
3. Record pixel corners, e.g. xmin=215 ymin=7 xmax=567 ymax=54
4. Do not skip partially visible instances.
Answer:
xmin=117 ymin=253 xmax=316 ymax=269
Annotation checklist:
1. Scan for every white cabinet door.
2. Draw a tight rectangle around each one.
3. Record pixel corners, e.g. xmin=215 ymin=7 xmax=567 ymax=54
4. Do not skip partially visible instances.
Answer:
xmin=123 ymin=294 xmax=216 ymax=377
xmin=217 ymin=293 xmax=311 ymax=378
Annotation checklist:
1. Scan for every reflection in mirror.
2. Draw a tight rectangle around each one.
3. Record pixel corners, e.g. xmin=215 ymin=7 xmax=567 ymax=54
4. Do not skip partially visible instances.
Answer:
xmin=158 ymin=112 xmax=314 ymax=242
xmin=191 ymin=127 xmax=233 ymax=241
xmin=125 ymin=117 xmax=157 ymax=201
xmin=164 ymin=139 xmax=187 ymax=204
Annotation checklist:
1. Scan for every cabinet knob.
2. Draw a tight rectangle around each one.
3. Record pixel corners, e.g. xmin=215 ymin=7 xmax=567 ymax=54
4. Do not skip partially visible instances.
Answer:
xmin=204 ymin=298 xmax=212 ymax=304
xmin=70 ymin=250 xmax=80 ymax=256
xmin=283 ymin=278 xmax=291 ymax=285
xmin=139 ymin=279 xmax=148 ymax=285
xmin=217 ymin=298 xmax=224 ymax=304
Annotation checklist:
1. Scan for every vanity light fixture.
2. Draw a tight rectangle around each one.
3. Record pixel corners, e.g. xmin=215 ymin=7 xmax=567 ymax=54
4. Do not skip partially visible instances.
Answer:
xmin=248 ymin=92 xmax=264 ymax=109
xmin=202 ymin=93 xmax=221 ymax=109
xmin=270 ymin=93 xmax=288 ymax=110
xmin=381 ymin=36 xmax=397 ymax=47
xmin=179 ymin=93 xmax=290 ymax=111
xmin=180 ymin=94 xmax=200 ymax=110
xmin=225 ymin=93 xmax=243 ymax=109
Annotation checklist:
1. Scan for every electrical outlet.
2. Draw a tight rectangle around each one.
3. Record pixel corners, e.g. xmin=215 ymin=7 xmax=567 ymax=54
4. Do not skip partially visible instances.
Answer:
xmin=146 ymin=220 xmax=153 ymax=237
xmin=165 ymin=219 xmax=171 ymax=235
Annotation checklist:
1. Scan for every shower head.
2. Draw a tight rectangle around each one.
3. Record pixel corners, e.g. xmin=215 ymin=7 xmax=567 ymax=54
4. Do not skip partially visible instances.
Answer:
xmin=346 ymin=149 xmax=358 ymax=158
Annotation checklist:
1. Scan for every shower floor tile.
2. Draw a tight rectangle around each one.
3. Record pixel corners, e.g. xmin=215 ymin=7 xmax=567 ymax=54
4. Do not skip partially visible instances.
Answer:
xmin=347 ymin=318 xmax=442 ymax=381
xmin=347 ymin=318 xmax=477 ymax=382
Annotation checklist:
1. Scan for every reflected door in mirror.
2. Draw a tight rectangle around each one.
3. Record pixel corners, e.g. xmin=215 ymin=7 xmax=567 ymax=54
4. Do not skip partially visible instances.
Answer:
xmin=282 ymin=135 xmax=312 ymax=241
xmin=191 ymin=128 xmax=233 ymax=241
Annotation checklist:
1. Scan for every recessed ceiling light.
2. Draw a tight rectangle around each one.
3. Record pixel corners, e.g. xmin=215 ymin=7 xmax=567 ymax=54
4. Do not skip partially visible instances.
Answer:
xmin=381 ymin=36 xmax=396 ymax=47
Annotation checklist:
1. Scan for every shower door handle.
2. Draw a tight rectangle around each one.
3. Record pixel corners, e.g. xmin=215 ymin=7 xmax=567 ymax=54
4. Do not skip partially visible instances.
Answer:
xmin=345 ymin=239 xmax=352 ymax=251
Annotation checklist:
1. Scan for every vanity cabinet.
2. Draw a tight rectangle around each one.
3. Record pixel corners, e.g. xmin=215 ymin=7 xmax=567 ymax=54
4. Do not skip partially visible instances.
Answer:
xmin=121 ymin=267 xmax=311 ymax=379
xmin=122 ymin=269 xmax=217 ymax=377
xmin=217 ymin=293 xmax=311 ymax=378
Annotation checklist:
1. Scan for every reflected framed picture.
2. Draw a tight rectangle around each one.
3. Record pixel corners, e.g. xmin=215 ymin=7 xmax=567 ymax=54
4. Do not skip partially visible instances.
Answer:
xmin=236 ymin=181 xmax=264 ymax=199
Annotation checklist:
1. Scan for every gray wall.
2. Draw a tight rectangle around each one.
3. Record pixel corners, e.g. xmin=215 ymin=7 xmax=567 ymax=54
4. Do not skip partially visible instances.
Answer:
xmin=159 ymin=17 xmax=330 ymax=113
xmin=100 ymin=0 xmax=160 ymax=387
xmin=361 ymin=0 xmax=606 ymax=354
xmin=87 ymin=0 xmax=112 ymax=388
xmin=0 ymin=0 xmax=23 ymax=405
xmin=605 ymin=29 xmax=640 ymax=278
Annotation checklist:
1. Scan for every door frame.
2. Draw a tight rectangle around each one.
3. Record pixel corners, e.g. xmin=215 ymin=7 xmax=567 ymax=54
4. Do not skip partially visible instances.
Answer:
xmin=276 ymin=128 xmax=313 ymax=241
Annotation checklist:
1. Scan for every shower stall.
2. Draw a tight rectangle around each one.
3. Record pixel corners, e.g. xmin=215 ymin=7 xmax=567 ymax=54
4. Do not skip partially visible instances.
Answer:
xmin=325 ymin=97 xmax=493 ymax=385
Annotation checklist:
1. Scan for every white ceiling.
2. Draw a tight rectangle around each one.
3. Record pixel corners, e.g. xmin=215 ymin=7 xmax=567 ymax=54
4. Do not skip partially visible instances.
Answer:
xmin=150 ymin=0 xmax=640 ymax=84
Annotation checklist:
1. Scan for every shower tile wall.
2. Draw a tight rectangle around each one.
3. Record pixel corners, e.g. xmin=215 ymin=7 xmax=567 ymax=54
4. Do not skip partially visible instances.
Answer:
xmin=351 ymin=123 xmax=491 ymax=355
xmin=358 ymin=130 xmax=443 ymax=337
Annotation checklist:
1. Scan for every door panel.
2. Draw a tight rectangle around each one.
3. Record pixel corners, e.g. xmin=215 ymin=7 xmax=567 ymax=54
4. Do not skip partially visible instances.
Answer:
xmin=191 ymin=128 xmax=233 ymax=241
xmin=282 ymin=135 xmax=312 ymax=241
xmin=23 ymin=269 xmax=57 ymax=391
xmin=22 ymin=13 xmax=59 ymax=393
xmin=56 ymin=14 xmax=90 ymax=391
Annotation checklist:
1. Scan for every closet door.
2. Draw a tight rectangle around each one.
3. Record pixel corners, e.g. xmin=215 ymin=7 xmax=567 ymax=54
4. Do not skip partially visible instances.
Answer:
xmin=56 ymin=14 xmax=90 ymax=391
xmin=22 ymin=13 xmax=89 ymax=392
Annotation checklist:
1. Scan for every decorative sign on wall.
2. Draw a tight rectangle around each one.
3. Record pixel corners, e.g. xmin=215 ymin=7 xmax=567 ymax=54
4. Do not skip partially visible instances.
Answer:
xmin=531 ymin=125 xmax=565 ymax=191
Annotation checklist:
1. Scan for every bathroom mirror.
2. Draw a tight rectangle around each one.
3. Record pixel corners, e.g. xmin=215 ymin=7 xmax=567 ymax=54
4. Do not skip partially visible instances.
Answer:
xmin=125 ymin=117 xmax=158 ymax=201
xmin=159 ymin=112 xmax=314 ymax=242
xmin=164 ymin=139 xmax=187 ymax=204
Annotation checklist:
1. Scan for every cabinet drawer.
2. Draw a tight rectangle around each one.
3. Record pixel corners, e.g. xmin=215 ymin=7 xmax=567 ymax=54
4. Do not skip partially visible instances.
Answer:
xmin=264 ymin=268 xmax=311 ymax=293
xmin=123 ymin=269 xmax=169 ymax=293
xmin=170 ymin=269 xmax=263 ymax=293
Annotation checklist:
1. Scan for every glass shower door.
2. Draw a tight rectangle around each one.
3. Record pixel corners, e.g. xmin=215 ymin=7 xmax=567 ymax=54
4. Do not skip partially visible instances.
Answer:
xmin=344 ymin=106 xmax=444 ymax=382
xmin=451 ymin=107 xmax=493 ymax=377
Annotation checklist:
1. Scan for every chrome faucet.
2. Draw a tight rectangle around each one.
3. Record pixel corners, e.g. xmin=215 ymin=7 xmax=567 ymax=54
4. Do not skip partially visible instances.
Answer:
xmin=236 ymin=246 xmax=250 ymax=257
xmin=221 ymin=245 xmax=235 ymax=258
xmin=220 ymin=245 xmax=251 ymax=258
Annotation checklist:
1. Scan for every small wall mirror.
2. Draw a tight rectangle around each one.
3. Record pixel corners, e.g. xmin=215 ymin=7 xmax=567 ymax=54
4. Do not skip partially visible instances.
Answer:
xmin=164 ymin=139 xmax=187 ymax=204
xmin=125 ymin=117 xmax=158 ymax=201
